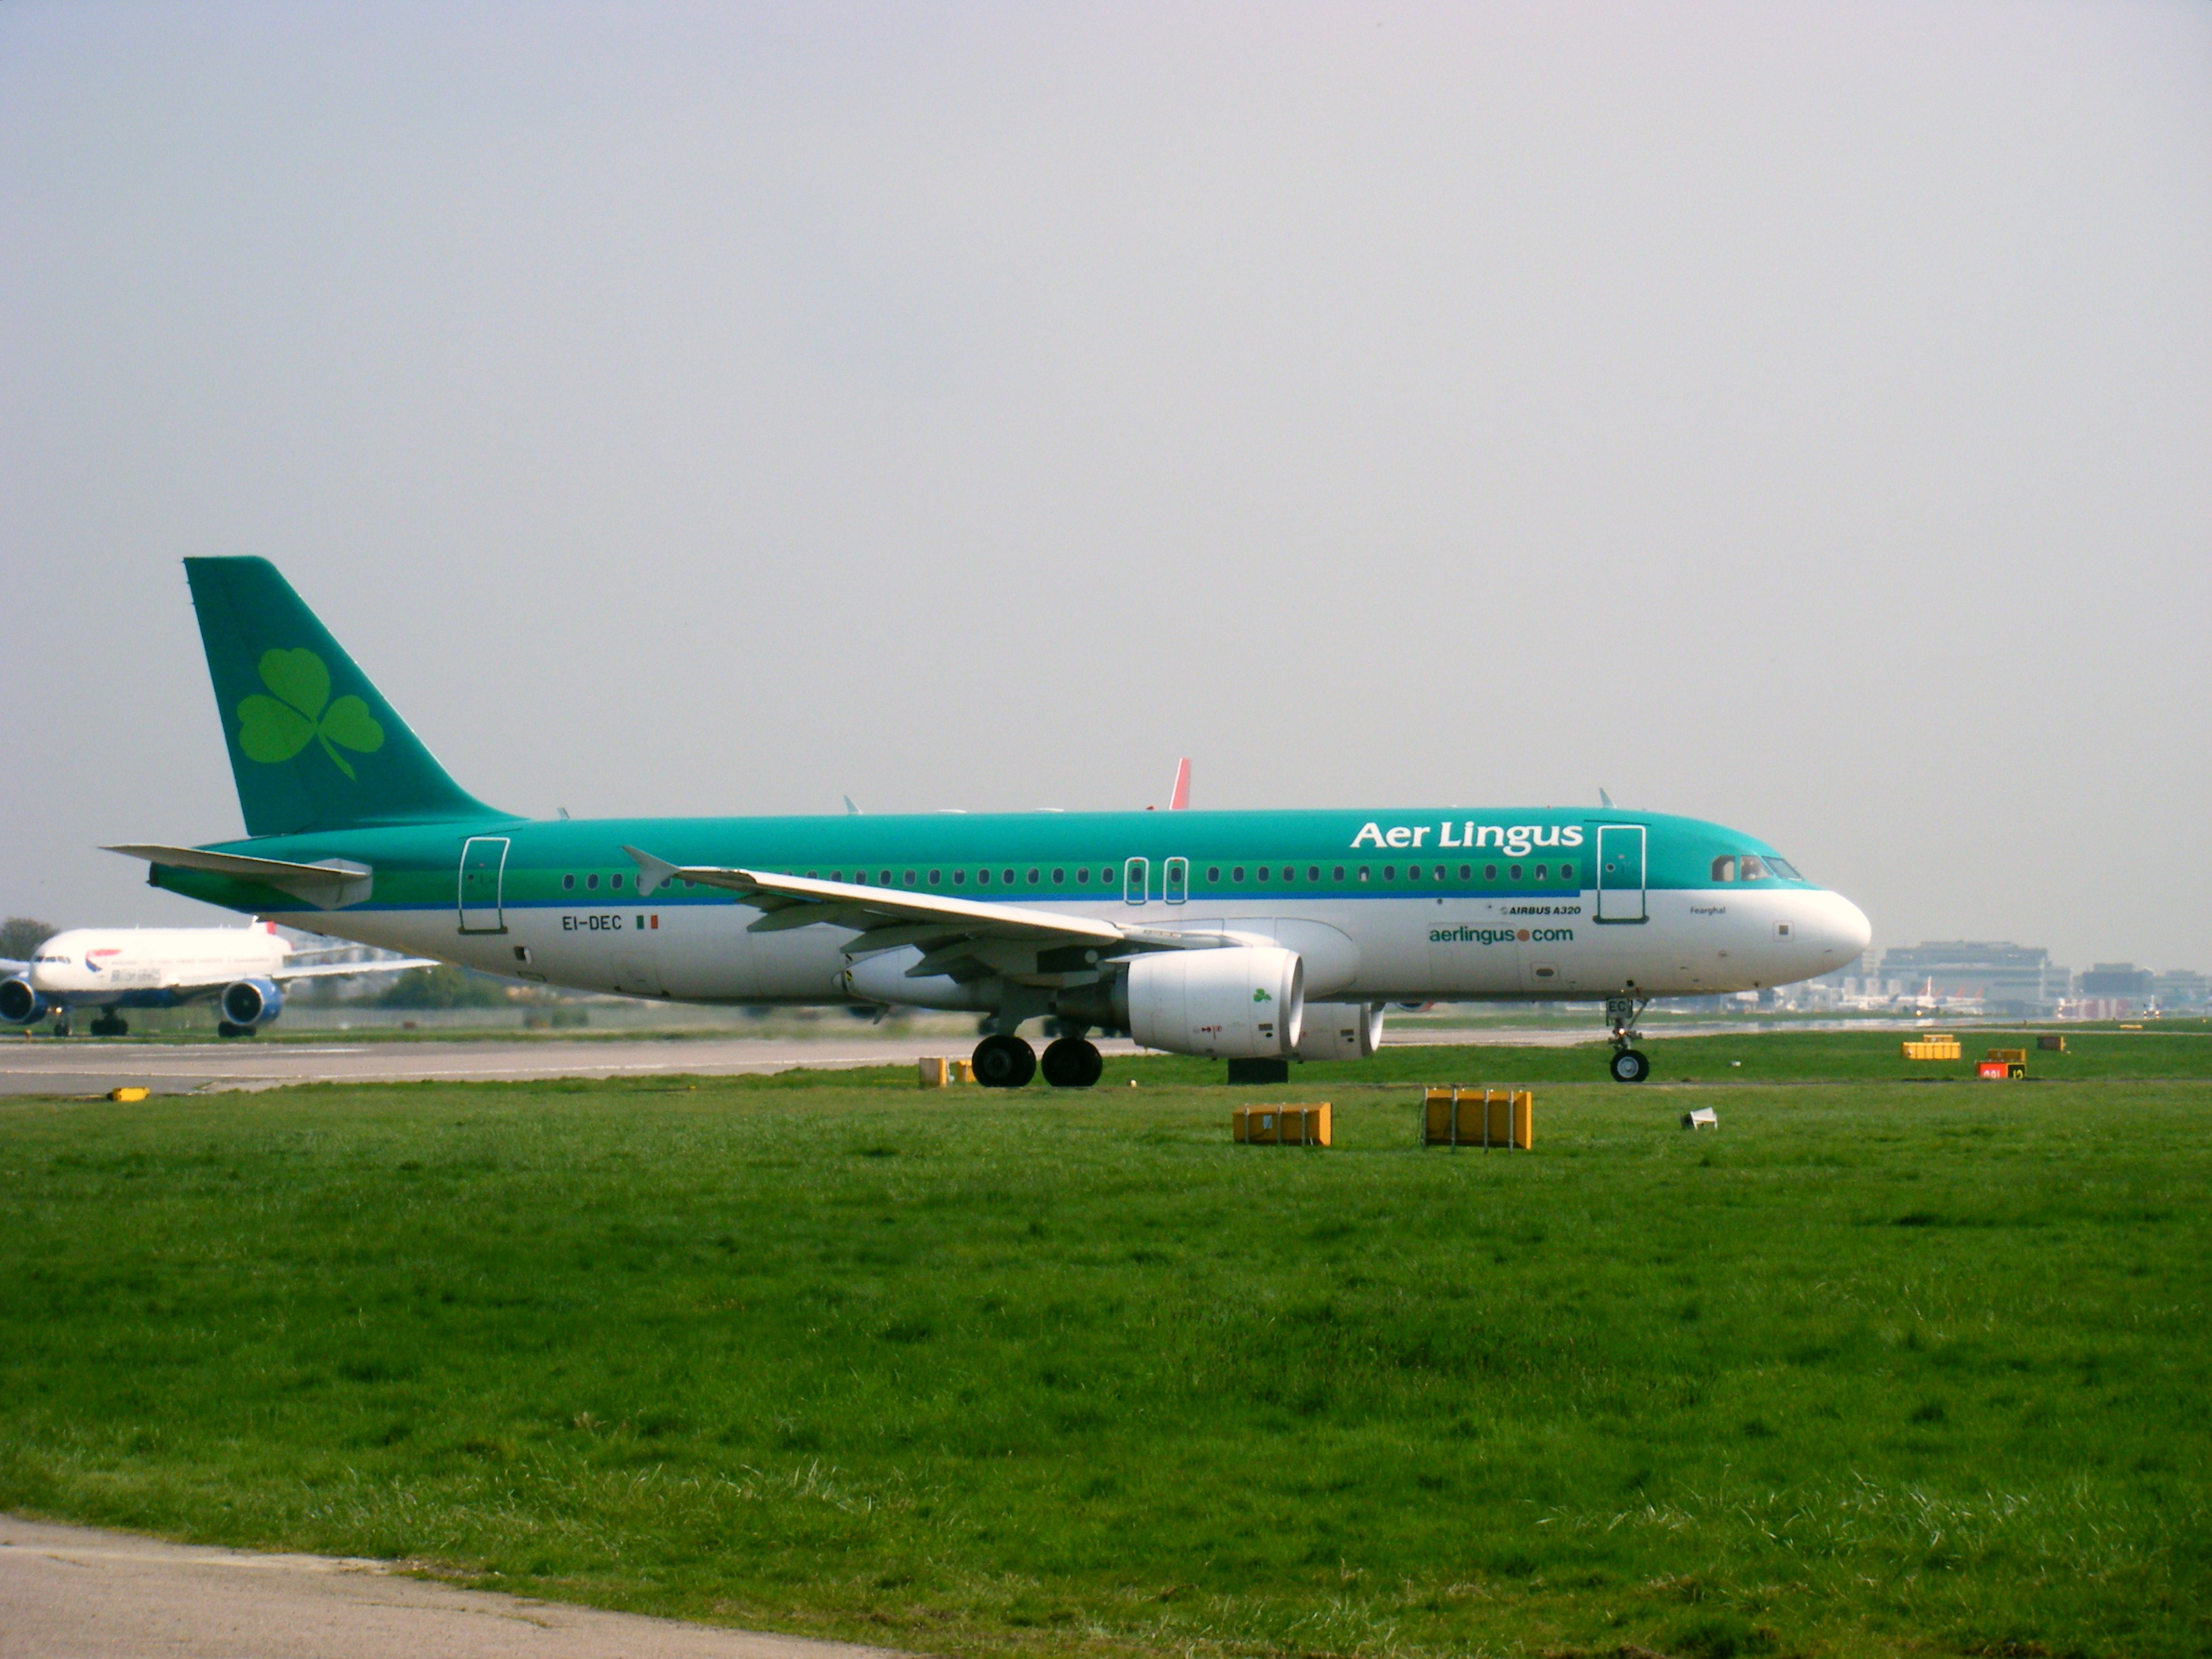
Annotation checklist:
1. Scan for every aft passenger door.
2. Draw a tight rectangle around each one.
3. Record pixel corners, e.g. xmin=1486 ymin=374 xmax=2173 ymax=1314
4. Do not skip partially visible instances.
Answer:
xmin=1595 ymin=824 xmax=1646 ymax=924
xmin=457 ymin=836 xmax=509 ymax=934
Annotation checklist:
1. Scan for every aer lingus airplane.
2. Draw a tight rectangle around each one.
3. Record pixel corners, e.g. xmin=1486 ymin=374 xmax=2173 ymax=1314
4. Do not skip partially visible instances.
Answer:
xmin=0 ymin=921 xmax=434 ymax=1038
xmin=102 ymin=558 xmax=1869 ymax=1085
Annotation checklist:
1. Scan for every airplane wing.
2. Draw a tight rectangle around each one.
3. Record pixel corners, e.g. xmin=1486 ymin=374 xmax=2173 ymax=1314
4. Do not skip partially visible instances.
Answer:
xmin=106 ymin=844 xmax=372 ymax=910
xmin=274 ymin=956 xmax=442 ymax=982
xmin=0 ymin=959 xmax=25 ymax=977
xmin=624 ymin=846 xmax=1233 ymax=983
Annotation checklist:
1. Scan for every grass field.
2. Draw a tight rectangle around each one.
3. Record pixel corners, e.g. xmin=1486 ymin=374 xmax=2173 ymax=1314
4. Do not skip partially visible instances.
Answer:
xmin=1 ymin=1042 xmax=2207 ymax=1657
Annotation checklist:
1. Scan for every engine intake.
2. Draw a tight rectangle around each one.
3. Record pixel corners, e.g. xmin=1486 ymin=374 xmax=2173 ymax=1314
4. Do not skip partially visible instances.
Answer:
xmin=1057 ymin=945 xmax=1303 ymax=1059
xmin=0 ymin=977 xmax=48 ymax=1025
xmin=220 ymin=977 xmax=285 ymax=1028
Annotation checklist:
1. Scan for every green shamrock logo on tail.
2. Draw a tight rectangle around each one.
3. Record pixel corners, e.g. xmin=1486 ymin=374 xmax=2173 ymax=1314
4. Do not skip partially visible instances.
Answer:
xmin=237 ymin=648 xmax=384 ymax=778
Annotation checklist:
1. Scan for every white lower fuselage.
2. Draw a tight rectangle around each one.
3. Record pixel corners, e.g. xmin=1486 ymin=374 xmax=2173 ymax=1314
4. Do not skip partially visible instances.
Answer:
xmin=259 ymin=885 xmax=1868 ymax=1010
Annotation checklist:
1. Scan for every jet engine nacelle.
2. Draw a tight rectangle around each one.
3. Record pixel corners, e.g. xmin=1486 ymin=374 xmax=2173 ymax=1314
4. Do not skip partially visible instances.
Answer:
xmin=220 ymin=977 xmax=285 ymax=1028
xmin=1122 ymin=945 xmax=1304 ymax=1059
xmin=0 ymin=977 xmax=49 ymax=1025
xmin=1294 ymin=1001 xmax=1385 ymax=1061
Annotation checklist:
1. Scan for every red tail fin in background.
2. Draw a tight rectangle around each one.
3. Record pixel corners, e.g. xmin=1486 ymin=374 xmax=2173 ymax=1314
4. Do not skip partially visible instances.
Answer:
xmin=1168 ymin=757 xmax=1191 ymax=811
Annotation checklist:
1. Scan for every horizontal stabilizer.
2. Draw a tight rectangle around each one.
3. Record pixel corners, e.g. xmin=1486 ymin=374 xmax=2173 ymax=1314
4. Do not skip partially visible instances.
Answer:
xmin=106 ymin=844 xmax=373 ymax=911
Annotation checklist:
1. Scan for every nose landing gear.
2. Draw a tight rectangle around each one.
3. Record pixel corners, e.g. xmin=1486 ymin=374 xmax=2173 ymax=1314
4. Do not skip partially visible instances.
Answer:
xmin=1605 ymin=991 xmax=1652 ymax=1083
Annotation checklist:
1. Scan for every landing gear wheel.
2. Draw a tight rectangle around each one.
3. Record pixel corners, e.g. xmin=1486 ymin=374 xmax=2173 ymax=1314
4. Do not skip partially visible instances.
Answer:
xmin=218 ymin=1020 xmax=251 ymax=1039
xmin=90 ymin=1014 xmax=127 ymax=1037
xmin=1040 ymin=1036 xmax=1103 ymax=1089
xmin=1610 ymin=1048 xmax=1651 ymax=1084
xmin=50 ymin=1019 xmax=70 ymax=1038
xmin=972 ymin=1033 xmax=1036 ymax=1088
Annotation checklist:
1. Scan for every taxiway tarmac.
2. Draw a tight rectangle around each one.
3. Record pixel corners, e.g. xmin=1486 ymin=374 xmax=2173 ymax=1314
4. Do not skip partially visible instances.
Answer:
xmin=0 ymin=1026 xmax=1643 ymax=1097
xmin=0 ymin=1515 xmax=897 ymax=1659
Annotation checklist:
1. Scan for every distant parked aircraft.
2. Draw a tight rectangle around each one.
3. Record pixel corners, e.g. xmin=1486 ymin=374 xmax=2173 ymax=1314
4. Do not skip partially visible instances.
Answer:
xmin=1 ymin=921 xmax=432 ymax=1037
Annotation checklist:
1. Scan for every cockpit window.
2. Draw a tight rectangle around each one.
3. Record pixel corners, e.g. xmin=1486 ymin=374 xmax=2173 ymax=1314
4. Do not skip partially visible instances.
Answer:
xmin=1738 ymin=855 xmax=1769 ymax=881
xmin=1710 ymin=855 xmax=1736 ymax=882
xmin=1765 ymin=856 xmax=1801 ymax=880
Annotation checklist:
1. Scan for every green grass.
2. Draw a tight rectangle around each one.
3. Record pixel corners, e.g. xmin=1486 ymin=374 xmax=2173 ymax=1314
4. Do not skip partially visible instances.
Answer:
xmin=1 ymin=1052 xmax=2207 ymax=1657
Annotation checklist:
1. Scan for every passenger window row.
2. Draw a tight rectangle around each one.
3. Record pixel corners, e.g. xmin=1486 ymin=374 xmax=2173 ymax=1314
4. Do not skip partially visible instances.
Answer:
xmin=554 ymin=860 xmax=1584 ymax=895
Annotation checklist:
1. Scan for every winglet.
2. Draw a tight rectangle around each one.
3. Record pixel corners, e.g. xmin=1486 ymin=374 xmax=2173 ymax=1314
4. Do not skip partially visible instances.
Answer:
xmin=1168 ymin=757 xmax=1191 ymax=811
xmin=623 ymin=846 xmax=681 ymax=899
xmin=1599 ymin=787 xmax=1614 ymax=809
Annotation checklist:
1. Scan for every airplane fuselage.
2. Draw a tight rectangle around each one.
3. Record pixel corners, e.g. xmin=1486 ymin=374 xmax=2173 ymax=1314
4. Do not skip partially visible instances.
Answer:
xmin=148 ymin=806 xmax=1870 ymax=1013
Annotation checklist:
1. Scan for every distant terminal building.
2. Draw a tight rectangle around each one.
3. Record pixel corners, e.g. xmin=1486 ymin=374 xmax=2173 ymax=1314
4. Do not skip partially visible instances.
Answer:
xmin=1877 ymin=941 xmax=2071 ymax=1015
xmin=2078 ymin=963 xmax=2156 ymax=998
xmin=2154 ymin=969 xmax=2209 ymax=1010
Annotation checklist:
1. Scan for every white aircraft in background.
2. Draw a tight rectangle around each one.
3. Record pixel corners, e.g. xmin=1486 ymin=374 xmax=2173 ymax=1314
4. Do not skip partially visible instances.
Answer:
xmin=1 ymin=921 xmax=434 ymax=1038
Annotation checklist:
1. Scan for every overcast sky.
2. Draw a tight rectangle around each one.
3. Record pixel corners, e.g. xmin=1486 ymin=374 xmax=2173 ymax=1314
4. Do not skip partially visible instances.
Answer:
xmin=3 ymin=1 xmax=2207 ymax=974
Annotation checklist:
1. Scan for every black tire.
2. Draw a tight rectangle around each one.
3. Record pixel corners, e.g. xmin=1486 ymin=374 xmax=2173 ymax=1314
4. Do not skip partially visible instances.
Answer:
xmin=218 ymin=1021 xmax=249 ymax=1039
xmin=1610 ymin=1047 xmax=1651 ymax=1084
xmin=91 ymin=1015 xmax=125 ymax=1037
xmin=972 ymin=1034 xmax=1037 ymax=1088
xmin=112 ymin=1017 xmax=127 ymax=1037
xmin=1040 ymin=1036 xmax=1103 ymax=1088
xmin=52 ymin=1020 xmax=70 ymax=1039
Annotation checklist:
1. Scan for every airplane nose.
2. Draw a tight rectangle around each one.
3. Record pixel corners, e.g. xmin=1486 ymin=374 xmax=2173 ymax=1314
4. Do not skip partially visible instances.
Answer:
xmin=1828 ymin=892 xmax=1872 ymax=958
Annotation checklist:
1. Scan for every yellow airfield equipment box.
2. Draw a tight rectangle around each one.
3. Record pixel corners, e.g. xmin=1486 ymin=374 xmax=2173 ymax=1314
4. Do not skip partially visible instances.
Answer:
xmin=1232 ymin=1103 xmax=1331 ymax=1147
xmin=1423 ymin=1087 xmax=1532 ymax=1150
xmin=1901 ymin=1036 xmax=1963 ymax=1061
xmin=918 ymin=1057 xmax=975 ymax=1087
xmin=108 ymin=1086 xmax=150 ymax=1103
xmin=2037 ymin=1034 xmax=2066 ymax=1052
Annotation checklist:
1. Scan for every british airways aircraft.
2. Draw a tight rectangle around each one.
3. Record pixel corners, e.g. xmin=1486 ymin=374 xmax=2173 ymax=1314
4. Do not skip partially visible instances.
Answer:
xmin=0 ymin=922 xmax=432 ymax=1038
xmin=100 ymin=558 xmax=1870 ymax=1083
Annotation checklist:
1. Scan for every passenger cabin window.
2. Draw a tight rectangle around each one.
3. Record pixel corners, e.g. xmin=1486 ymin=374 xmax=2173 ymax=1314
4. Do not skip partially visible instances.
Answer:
xmin=1458 ymin=864 xmax=1471 ymax=881
xmin=1534 ymin=864 xmax=1548 ymax=882
xmin=611 ymin=874 xmax=624 ymax=889
xmin=1560 ymin=861 xmax=1575 ymax=882
xmin=1484 ymin=864 xmax=1498 ymax=882
xmin=562 ymin=874 xmax=575 ymax=890
xmin=975 ymin=869 xmax=989 ymax=885
xmin=929 ymin=869 xmax=942 ymax=885
xmin=1357 ymin=865 xmax=1370 ymax=881
xmin=1711 ymin=855 xmax=1736 ymax=882
xmin=1052 ymin=867 xmax=1065 ymax=883
xmin=1509 ymin=863 xmax=1523 ymax=880
xmin=1077 ymin=868 xmax=1088 ymax=884
xmin=1382 ymin=865 xmax=1395 ymax=880
xmin=1208 ymin=866 xmax=1221 ymax=882
xmin=954 ymin=869 xmax=966 ymax=884
xmin=1309 ymin=866 xmax=1321 ymax=882
xmin=1333 ymin=865 xmax=1345 ymax=881
xmin=586 ymin=874 xmax=599 ymax=890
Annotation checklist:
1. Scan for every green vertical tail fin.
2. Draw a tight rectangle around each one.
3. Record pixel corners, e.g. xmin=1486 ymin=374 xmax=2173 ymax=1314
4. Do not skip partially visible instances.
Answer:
xmin=184 ymin=557 xmax=507 ymax=837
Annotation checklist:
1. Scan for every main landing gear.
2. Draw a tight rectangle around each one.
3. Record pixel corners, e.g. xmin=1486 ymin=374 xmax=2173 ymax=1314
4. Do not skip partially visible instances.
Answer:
xmin=970 ymin=1032 xmax=1105 ymax=1088
xmin=217 ymin=1021 xmax=255 ymax=1039
xmin=972 ymin=1033 xmax=1036 ymax=1088
xmin=1605 ymin=991 xmax=1652 ymax=1084
xmin=1040 ymin=1035 xmax=1104 ymax=1089
xmin=89 ymin=1013 xmax=129 ymax=1037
